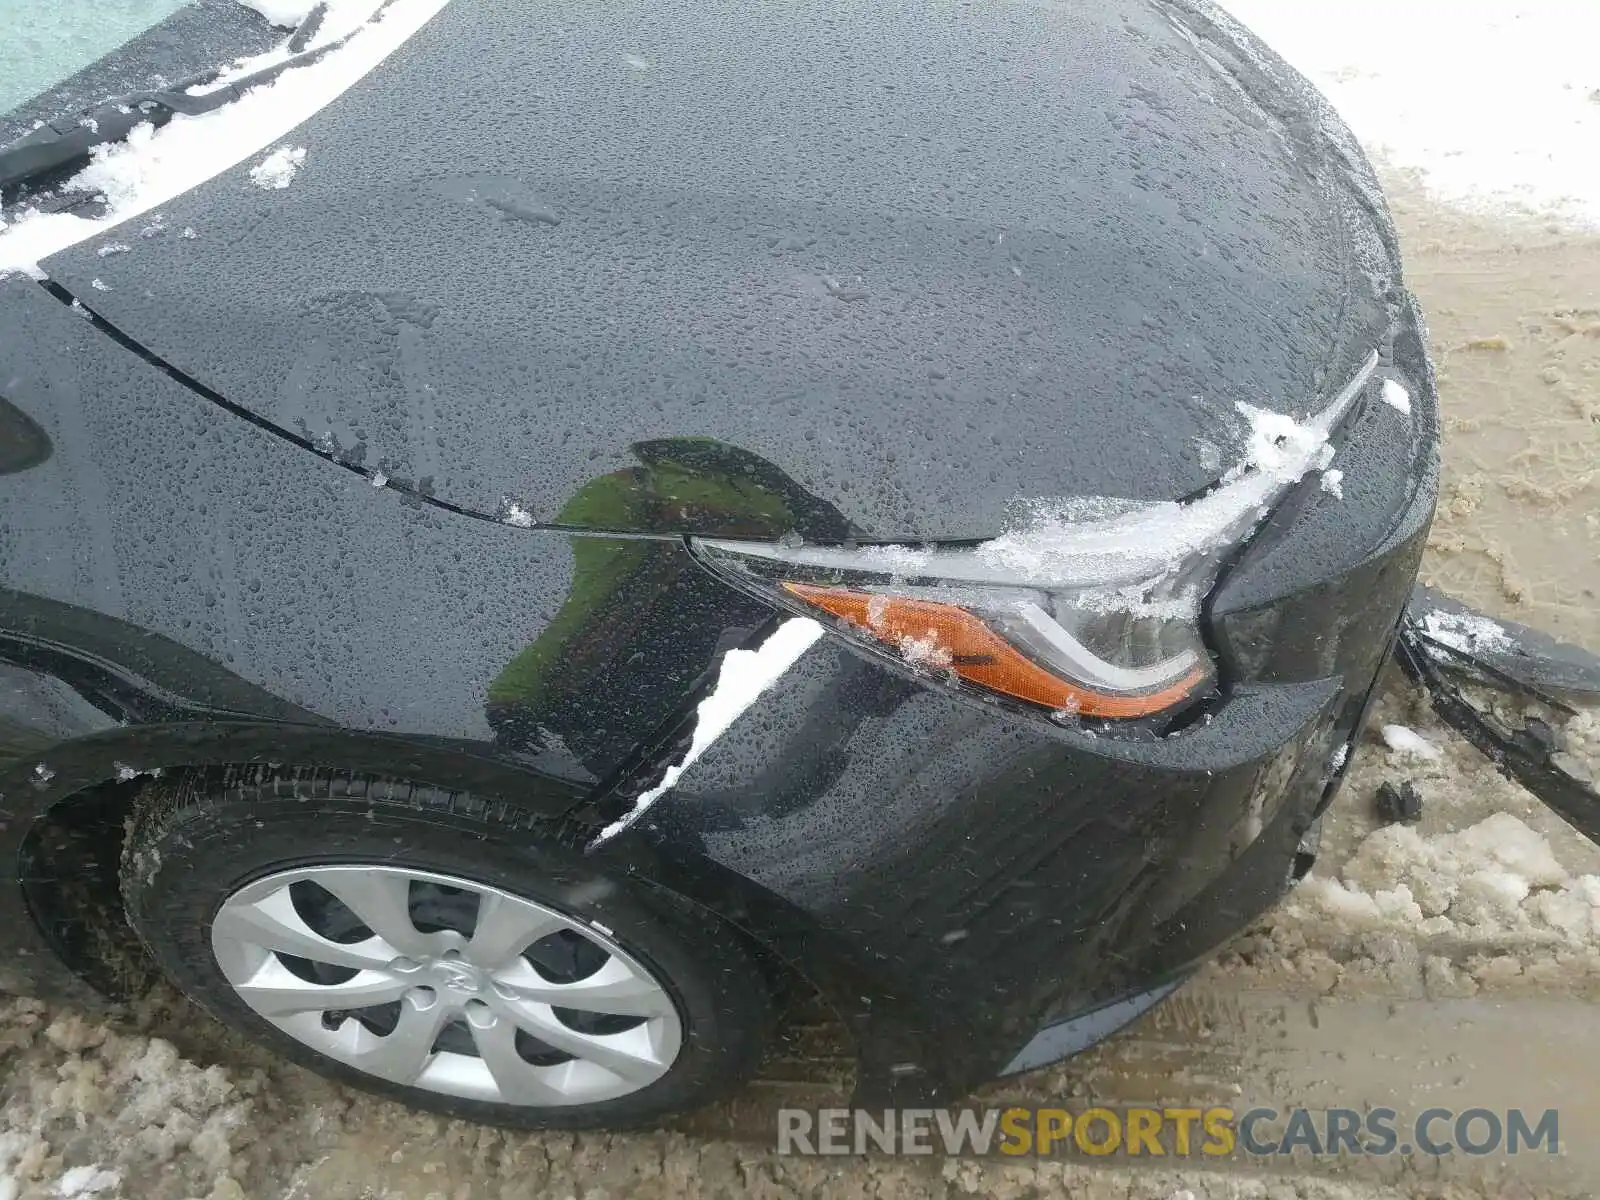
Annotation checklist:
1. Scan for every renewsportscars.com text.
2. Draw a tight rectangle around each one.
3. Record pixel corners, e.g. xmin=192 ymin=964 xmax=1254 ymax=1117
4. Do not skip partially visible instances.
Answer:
xmin=776 ymin=1106 xmax=1559 ymax=1158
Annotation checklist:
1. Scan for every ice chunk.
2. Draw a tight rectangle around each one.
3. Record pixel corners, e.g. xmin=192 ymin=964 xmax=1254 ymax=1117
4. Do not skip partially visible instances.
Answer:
xmin=1380 ymin=724 xmax=1441 ymax=760
xmin=249 ymin=145 xmax=306 ymax=189
xmin=55 ymin=1167 xmax=121 ymax=1197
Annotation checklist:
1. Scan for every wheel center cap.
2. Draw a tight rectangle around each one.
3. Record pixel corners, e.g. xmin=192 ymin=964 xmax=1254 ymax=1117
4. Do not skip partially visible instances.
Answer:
xmin=434 ymin=961 xmax=481 ymax=994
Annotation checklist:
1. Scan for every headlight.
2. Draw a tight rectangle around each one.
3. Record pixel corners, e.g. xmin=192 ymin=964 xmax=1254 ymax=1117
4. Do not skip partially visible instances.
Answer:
xmin=693 ymin=353 xmax=1379 ymax=721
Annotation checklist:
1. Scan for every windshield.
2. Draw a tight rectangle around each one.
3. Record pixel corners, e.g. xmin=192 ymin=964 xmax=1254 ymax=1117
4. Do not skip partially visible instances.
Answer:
xmin=0 ymin=1 xmax=192 ymax=114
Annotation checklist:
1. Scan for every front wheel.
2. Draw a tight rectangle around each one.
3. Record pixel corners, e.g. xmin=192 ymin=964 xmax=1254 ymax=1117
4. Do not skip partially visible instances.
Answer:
xmin=120 ymin=767 xmax=773 ymax=1129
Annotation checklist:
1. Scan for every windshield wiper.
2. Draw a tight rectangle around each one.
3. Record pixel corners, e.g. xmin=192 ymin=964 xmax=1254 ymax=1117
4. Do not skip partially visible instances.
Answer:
xmin=0 ymin=3 xmax=338 ymax=195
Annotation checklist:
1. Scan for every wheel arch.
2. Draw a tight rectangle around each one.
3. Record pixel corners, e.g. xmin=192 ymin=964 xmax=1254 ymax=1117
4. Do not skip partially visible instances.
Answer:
xmin=8 ymin=727 xmax=934 ymax=1102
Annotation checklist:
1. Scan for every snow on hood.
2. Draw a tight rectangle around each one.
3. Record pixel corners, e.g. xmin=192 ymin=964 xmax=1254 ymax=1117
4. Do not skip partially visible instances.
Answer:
xmin=708 ymin=352 xmax=1380 ymax=610
xmin=0 ymin=0 xmax=451 ymax=279
xmin=236 ymin=0 xmax=322 ymax=27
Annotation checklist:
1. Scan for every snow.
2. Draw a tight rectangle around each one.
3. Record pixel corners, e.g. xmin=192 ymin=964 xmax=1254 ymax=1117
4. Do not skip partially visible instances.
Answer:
xmin=1221 ymin=0 xmax=1600 ymax=230
xmin=592 ymin=618 xmax=823 ymax=845
xmin=702 ymin=354 xmax=1378 ymax=613
xmin=1380 ymin=379 xmax=1412 ymax=415
xmin=235 ymin=0 xmax=319 ymax=26
xmin=247 ymin=145 xmax=305 ymax=189
xmin=500 ymin=502 xmax=535 ymax=528
xmin=54 ymin=1167 xmax=120 ymax=1197
xmin=1419 ymin=607 xmax=1513 ymax=655
xmin=1380 ymin=723 xmax=1442 ymax=761
xmin=1319 ymin=468 xmax=1343 ymax=499
xmin=0 ymin=1005 xmax=258 ymax=1200
xmin=1289 ymin=812 xmax=1597 ymax=946
xmin=0 ymin=0 xmax=453 ymax=279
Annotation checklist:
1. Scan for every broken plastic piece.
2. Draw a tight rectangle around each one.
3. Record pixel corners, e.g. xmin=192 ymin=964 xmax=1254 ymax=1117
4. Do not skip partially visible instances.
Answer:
xmin=1397 ymin=586 xmax=1600 ymax=844
xmin=1374 ymin=779 xmax=1423 ymax=825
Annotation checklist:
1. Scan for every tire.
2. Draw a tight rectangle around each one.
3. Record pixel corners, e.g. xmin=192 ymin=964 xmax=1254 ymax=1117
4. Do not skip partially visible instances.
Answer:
xmin=119 ymin=766 xmax=773 ymax=1129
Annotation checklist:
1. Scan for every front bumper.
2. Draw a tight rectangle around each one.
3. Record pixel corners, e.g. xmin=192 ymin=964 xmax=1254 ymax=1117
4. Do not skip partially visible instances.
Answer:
xmin=596 ymin=302 xmax=1440 ymax=1104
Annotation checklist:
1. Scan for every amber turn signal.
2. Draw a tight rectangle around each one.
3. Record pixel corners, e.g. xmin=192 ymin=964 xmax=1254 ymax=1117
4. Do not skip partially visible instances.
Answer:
xmin=781 ymin=582 xmax=1206 ymax=718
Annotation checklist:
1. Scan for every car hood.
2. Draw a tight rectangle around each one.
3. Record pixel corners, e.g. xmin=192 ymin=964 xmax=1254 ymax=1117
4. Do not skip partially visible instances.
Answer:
xmin=37 ymin=0 xmax=1392 ymax=540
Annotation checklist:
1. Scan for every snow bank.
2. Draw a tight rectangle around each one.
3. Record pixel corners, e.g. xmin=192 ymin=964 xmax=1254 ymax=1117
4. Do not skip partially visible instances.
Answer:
xmin=0 ymin=0 xmax=451 ymax=279
xmin=1289 ymin=812 xmax=1599 ymax=951
xmin=0 ymin=1002 xmax=261 ymax=1200
xmin=592 ymin=618 xmax=823 ymax=844
xmin=1221 ymin=0 xmax=1600 ymax=229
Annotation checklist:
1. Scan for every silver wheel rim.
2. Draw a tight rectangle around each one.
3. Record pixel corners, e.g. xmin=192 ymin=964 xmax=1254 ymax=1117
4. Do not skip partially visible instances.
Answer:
xmin=210 ymin=865 xmax=683 ymax=1106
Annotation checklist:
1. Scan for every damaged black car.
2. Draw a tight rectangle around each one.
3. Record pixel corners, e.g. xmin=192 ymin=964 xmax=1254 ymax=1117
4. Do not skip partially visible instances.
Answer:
xmin=5 ymin=0 xmax=1593 ymax=1131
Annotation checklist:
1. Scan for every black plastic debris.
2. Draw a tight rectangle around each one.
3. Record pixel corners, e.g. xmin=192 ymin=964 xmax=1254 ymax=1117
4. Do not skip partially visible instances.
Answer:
xmin=1397 ymin=584 xmax=1600 ymax=844
xmin=1375 ymin=779 xmax=1423 ymax=825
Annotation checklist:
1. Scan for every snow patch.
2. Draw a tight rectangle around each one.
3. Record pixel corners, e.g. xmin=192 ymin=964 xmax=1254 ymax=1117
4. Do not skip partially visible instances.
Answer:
xmin=1328 ymin=742 xmax=1349 ymax=775
xmin=592 ymin=619 xmax=823 ymax=845
xmin=1380 ymin=379 xmax=1412 ymax=414
xmin=500 ymin=502 xmax=535 ymax=528
xmin=236 ymin=0 xmax=320 ymax=25
xmin=710 ymin=355 xmax=1377 ymax=615
xmin=55 ymin=1167 xmax=121 ymax=1197
xmin=1320 ymin=468 xmax=1344 ymax=499
xmin=1419 ymin=607 xmax=1513 ymax=655
xmin=1380 ymin=724 xmax=1442 ymax=761
xmin=0 ymin=0 xmax=452 ymax=279
xmin=248 ymin=145 xmax=306 ymax=189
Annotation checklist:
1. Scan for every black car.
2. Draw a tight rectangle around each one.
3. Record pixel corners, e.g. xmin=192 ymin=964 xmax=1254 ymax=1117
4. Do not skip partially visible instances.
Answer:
xmin=0 ymin=0 xmax=1439 ymax=1128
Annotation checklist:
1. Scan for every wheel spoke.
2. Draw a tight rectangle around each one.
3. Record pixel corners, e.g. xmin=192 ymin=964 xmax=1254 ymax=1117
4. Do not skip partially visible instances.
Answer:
xmin=314 ymin=871 xmax=438 ymax=958
xmin=466 ymin=892 xmax=567 ymax=968
xmin=337 ymin=991 xmax=455 ymax=1085
xmin=467 ymin=1015 xmax=567 ymax=1105
xmin=493 ymin=956 xmax=675 ymax=1018
xmin=497 ymin=999 xmax=672 ymax=1083
xmin=213 ymin=887 xmax=396 ymax=970
xmin=233 ymin=957 xmax=411 ymax=1017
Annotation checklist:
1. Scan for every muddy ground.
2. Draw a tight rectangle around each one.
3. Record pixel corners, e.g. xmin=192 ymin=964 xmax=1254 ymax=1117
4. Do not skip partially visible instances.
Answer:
xmin=2 ymin=176 xmax=1598 ymax=1199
